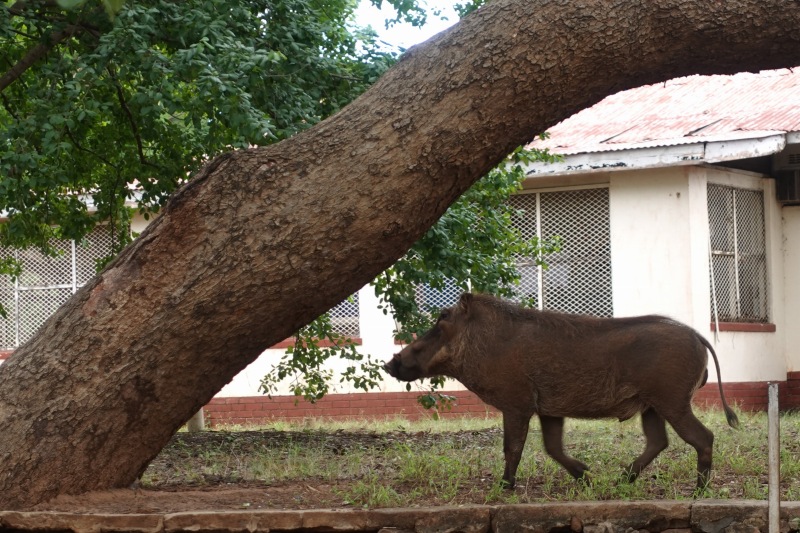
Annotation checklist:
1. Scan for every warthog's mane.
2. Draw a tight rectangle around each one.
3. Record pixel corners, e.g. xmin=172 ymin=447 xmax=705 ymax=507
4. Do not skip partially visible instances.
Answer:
xmin=468 ymin=293 xmax=685 ymax=336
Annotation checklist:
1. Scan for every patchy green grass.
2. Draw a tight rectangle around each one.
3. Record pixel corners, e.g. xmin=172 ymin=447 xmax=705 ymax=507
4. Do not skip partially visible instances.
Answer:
xmin=142 ymin=409 xmax=800 ymax=509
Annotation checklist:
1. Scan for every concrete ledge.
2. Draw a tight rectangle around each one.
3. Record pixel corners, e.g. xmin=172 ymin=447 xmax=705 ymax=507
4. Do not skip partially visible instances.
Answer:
xmin=692 ymin=500 xmax=800 ymax=533
xmin=1 ymin=500 xmax=799 ymax=533
xmin=0 ymin=511 xmax=164 ymax=532
xmin=161 ymin=506 xmax=491 ymax=533
xmin=492 ymin=500 xmax=691 ymax=533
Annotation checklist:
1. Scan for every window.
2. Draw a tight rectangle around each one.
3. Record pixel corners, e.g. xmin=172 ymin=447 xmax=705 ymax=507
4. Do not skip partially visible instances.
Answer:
xmin=508 ymin=187 xmax=613 ymax=317
xmin=0 ymin=226 xmax=115 ymax=350
xmin=707 ymin=183 xmax=769 ymax=323
xmin=415 ymin=279 xmax=461 ymax=315
xmin=329 ymin=294 xmax=360 ymax=338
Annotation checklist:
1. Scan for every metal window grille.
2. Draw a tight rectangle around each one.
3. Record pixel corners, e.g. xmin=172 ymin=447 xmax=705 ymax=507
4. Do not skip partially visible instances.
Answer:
xmin=0 ymin=226 xmax=116 ymax=350
xmin=508 ymin=188 xmax=613 ymax=317
xmin=414 ymin=279 xmax=461 ymax=315
xmin=329 ymin=293 xmax=360 ymax=338
xmin=708 ymin=184 xmax=768 ymax=323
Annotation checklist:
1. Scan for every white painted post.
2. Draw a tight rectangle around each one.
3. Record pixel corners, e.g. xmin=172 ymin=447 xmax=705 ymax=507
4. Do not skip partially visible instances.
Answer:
xmin=768 ymin=382 xmax=780 ymax=533
xmin=187 ymin=409 xmax=205 ymax=432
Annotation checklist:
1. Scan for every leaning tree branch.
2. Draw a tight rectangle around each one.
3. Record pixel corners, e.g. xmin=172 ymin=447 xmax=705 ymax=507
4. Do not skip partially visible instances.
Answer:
xmin=1 ymin=1 xmax=106 ymax=93
xmin=7 ymin=1 xmax=55 ymax=17
xmin=0 ymin=24 xmax=81 ymax=93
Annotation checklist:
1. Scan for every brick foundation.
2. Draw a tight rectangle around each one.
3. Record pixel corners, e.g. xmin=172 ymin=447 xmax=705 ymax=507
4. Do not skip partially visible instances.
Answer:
xmin=205 ymin=374 xmax=800 ymax=426
xmin=204 ymin=390 xmax=500 ymax=426
xmin=692 ymin=372 xmax=800 ymax=412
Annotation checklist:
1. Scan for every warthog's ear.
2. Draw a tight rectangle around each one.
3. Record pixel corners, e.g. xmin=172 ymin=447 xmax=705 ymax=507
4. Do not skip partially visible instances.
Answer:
xmin=458 ymin=293 xmax=473 ymax=314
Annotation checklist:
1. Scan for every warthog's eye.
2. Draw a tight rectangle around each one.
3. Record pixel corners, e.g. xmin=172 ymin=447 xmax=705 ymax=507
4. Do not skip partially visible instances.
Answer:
xmin=439 ymin=309 xmax=450 ymax=321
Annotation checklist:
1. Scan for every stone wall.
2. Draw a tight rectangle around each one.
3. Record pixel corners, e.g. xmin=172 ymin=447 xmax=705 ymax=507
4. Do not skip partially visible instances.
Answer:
xmin=2 ymin=500 xmax=799 ymax=533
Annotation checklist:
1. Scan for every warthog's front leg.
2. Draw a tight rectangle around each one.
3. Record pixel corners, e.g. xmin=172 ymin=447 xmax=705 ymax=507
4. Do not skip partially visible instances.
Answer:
xmin=501 ymin=412 xmax=530 ymax=489
xmin=539 ymin=415 xmax=590 ymax=480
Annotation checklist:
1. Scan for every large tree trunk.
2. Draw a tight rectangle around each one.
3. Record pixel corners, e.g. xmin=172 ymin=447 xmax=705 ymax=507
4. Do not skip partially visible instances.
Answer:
xmin=1 ymin=0 xmax=799 ymax=509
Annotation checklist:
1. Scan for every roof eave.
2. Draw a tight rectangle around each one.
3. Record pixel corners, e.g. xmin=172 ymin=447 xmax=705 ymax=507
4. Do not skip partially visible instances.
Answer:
xmin=524 ymin=133 xmax=787 ymax=178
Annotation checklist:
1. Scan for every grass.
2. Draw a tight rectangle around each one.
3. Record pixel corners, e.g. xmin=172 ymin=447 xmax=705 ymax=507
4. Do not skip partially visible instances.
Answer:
xmin=141 ymin=408 xmax=800 ymax=509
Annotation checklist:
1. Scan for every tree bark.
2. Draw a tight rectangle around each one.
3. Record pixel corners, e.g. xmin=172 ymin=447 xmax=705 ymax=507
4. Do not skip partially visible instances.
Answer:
xmin=1 ymin=0 xmax=800 ymax=509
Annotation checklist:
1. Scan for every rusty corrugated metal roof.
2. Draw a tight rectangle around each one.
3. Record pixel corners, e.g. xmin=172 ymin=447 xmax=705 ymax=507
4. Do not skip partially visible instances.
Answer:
xmin=530 ymin=68 xmax=800 ymax=155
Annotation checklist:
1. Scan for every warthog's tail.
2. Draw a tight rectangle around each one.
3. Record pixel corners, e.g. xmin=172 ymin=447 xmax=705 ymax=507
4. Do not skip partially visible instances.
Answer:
xmin=697 ymin=335 xmax=740 ymax=429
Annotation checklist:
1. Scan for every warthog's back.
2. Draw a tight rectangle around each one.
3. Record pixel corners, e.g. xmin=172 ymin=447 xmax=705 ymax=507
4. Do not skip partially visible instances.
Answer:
xmin=461 ymin=295 xmax=710 ymax=420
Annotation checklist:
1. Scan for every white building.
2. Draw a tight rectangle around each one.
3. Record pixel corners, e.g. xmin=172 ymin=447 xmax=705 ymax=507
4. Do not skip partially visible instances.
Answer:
xmin=3 ymin=68 xmax=800 ymax=423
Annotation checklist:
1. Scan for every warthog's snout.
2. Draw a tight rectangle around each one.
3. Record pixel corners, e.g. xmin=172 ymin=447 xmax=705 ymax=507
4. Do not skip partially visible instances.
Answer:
xmin=383 ymin=353 xmax=400 ymax=377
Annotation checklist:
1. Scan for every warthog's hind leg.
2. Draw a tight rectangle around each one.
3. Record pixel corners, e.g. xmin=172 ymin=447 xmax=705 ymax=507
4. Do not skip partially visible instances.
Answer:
xmin=539 ymin=415 xmax=590 ymax=480
xmin=624 ymin=407 xmax=669 ymax=482
xmin=666 ymin=409 xmax=714 ymax=489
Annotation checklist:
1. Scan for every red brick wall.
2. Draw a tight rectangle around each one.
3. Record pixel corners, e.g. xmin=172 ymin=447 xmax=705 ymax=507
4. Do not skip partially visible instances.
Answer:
xmin=693 ymin=374 xmax=800 ymax=412
xmin=205 ymin=375 xmax=800 ymax=426
xmin=204 ymin=391 xmax=499 ymax=426
xmin=782 ymin=371 xmax=800 ymax=410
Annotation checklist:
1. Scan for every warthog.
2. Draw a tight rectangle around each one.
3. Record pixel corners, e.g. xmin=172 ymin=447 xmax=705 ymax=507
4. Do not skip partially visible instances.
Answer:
xmin=384 ymin=293 xmax=738 ymax=490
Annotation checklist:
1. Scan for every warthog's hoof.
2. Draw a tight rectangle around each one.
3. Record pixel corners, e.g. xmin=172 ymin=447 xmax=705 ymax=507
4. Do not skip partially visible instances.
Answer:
xmin=693 ymin=475 xmax=711 ymax=497
xmin=621 ymin=468 xmax=639 ymax=483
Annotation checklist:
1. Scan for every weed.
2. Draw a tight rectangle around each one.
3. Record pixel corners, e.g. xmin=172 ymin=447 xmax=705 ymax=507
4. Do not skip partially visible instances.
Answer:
xmin=337 ymin=472 xmax=403 ymax=508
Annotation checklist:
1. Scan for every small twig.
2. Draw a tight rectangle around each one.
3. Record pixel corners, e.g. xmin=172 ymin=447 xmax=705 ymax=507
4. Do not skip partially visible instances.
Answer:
xmin=105 ymin=65 xmax=161 ymax=170
xmin=65 ymin=126 xmax=119 ymax=171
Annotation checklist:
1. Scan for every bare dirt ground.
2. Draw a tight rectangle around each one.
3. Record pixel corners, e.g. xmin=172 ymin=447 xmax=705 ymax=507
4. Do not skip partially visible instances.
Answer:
xmin=30 ymin=428 xmax=503 ymax=514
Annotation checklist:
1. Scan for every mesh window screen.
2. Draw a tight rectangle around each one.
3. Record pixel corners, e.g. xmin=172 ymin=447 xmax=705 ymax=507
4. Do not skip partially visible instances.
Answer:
xmin=329 ymin=293 xmax=360 ymax=338
xmin=0 ymin=226 xmax=116 ymax=350
xmin=508 ymin=193 xmax=541 ymax=305
xmin=76 ymin=230 xmax=115 ymax=285
xmin=708 ymin=184 xmax=768 ymax=322
xmin=415 ymin=279 xmax=461 ymax=315
xmin=17 ymin=240 xmax=72 ymax=287
xmin=17 ymin=288 xmax=72 ymax=344
xmin=509 ymin=188 xmax=613 ymax=317
xmin=0 ymin=287 xmax=13 ymax=349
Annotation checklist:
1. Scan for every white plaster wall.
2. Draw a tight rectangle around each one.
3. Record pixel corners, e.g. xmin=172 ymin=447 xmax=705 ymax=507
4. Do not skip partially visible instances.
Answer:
xmin=609 ymin=166 xmax=787 ymax=383
xmin=130 ymin=212 xmax=150 ymax=235
xmin=609 ymin=167 xmax=697 ymax=322
xmin=10 ymin=175 xmax=789 ymax=391
xmin=782 ymin=205 xmax=800 ymax=373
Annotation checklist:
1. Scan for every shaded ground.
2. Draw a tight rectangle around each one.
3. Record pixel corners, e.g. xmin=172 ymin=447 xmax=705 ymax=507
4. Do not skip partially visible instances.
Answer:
xmin=33 ymin=428 xmax=504 ymax=514
xmin=28 ymin=419 xmax=798 ymax=514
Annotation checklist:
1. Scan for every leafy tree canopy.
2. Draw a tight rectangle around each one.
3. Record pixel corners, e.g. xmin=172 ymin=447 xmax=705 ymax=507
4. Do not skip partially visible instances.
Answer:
xmin=1 ymin=0 xmax=559 ymax=403
xmin=1 ymin=0 xmax=395 ymax=254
